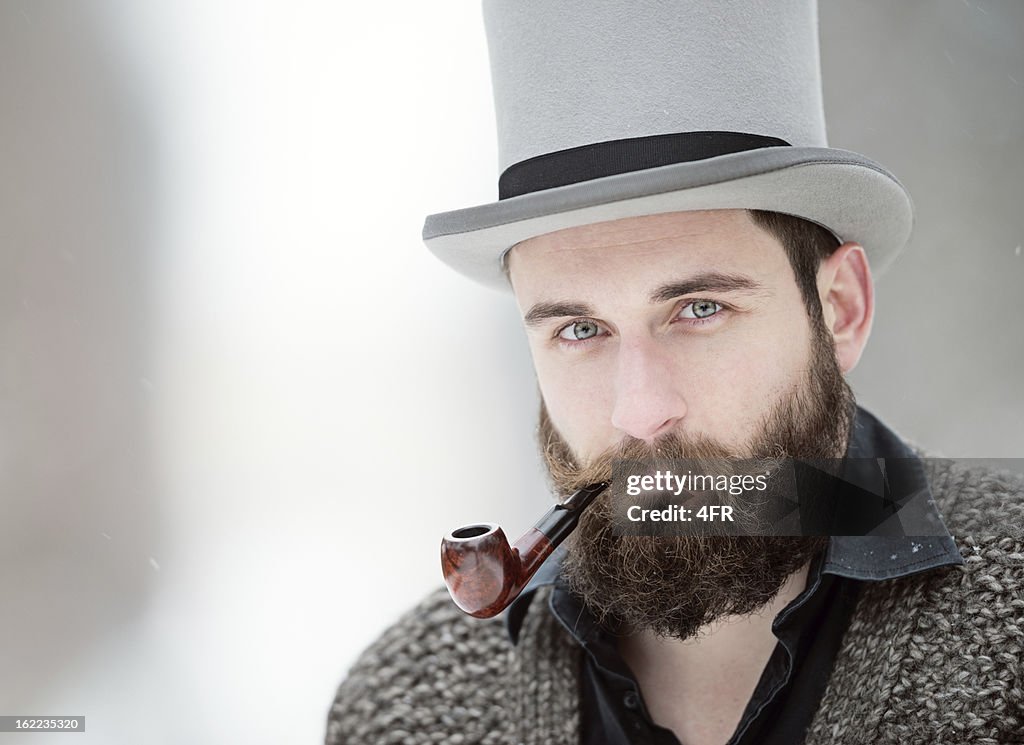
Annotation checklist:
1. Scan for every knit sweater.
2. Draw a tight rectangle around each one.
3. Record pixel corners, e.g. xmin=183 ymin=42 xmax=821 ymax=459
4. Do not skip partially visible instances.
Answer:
xmin=326 ymin=458 xmax=1024 ymax=744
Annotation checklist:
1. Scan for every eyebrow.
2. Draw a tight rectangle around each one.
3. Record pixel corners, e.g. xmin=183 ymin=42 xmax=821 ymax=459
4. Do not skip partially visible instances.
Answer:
xmin=523 ymin=302 xmax=594 ymax=327
xmin=522 ymin=272 xmax=766 ymax=327
xmin=648 ymin=272 xmax=765 ymax=303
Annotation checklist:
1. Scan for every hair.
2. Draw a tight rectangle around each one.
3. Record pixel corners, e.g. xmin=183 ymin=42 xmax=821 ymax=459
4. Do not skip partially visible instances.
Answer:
xmin=747 ymin=209 xmax=840 ymax=322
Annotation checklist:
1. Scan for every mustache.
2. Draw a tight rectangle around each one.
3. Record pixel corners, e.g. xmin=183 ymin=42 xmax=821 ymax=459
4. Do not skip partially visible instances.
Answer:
xmin=541 ymin=417 xmax=751 ymax=498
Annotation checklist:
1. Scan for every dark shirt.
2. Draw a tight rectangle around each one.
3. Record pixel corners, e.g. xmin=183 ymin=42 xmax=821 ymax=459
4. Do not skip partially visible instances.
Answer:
xmin=505 ymin=407 xmax=963 ymax=745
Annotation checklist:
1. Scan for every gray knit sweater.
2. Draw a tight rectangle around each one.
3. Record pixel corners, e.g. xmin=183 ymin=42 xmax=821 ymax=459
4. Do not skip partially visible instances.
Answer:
xmin=327 ymin=458 xmax=1024 ymax=744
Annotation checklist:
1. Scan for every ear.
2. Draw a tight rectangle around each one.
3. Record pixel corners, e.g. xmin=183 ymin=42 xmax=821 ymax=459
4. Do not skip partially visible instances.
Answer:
xmin=816 ymin=243 xmax=874 ymax=373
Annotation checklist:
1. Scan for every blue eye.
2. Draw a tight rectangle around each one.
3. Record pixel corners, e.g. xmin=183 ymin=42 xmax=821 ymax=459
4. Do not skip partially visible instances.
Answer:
xmin=558 ymin=320 xmax=602 ymax=341
xmin=679 ymin=300 xmax=722 ymax=319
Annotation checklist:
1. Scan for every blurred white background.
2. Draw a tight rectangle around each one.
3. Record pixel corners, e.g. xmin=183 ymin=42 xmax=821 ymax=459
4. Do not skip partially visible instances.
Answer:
xmin=0 ymin=1 xmax=1020 ymax=743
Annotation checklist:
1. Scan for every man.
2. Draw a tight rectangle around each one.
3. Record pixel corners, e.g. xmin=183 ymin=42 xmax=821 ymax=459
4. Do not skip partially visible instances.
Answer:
xmin=327 ymin=1 xmax=1023 ymax=743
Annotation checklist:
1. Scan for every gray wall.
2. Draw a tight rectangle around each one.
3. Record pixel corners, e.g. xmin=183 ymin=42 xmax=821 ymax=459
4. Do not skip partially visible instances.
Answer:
xmin=821 ymin=0 xmax=1024 ymax=456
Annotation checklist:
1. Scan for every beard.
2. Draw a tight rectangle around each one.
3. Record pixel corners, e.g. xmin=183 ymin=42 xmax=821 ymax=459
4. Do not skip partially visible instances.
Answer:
xmin=539 ymin=313 xmax=856 ymax=640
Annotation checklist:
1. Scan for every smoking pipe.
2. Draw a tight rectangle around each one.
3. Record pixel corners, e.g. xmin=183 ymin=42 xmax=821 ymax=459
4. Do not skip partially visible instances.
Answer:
xmin=441 ymin=481 xmax=609 ymax=618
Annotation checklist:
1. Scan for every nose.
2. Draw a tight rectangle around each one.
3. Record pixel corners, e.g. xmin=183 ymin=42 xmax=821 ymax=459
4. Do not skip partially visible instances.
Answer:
xmin=610 ymin=336 xmax=687 ymax=441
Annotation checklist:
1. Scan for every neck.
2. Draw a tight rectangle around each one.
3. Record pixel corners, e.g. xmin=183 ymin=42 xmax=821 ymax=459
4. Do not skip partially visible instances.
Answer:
xmin=617 ymin=560 xmax=813 ymax=745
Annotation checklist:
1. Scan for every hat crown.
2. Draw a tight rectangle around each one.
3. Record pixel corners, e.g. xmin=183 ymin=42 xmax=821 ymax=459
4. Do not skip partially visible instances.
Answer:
xmin=483 ymin=0 xmax=827 ymax=173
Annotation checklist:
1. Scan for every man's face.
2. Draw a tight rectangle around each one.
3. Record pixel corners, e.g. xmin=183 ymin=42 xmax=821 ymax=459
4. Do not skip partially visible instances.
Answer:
xmin=506 ymin=209 xmax=855 ymax=639
xmin=508 ymin=209 xmax=819 ymax=462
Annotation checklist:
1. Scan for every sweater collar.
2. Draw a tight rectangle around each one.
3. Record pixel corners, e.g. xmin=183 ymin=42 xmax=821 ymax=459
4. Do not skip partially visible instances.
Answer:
xmin=506 ymin=406 xmax=963 ymax=644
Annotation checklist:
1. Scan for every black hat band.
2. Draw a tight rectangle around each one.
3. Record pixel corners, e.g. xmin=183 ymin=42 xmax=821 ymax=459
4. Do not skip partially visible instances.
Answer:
xmin=498 ymin=131 xmax=791 ymax=200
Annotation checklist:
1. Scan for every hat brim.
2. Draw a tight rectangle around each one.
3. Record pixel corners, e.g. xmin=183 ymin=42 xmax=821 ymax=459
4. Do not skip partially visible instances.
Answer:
xmin=422 ymin=146 xmax=913 ymax=290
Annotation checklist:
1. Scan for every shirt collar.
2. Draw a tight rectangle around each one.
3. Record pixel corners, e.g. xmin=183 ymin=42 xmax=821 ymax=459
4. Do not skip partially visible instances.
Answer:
xmin=824 ymin=407 xmax=963 ymax=580
xmin=506 ymin=406 xmax=963 ymax=644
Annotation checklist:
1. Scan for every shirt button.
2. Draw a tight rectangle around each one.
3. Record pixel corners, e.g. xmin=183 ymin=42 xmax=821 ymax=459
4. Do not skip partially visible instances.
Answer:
xmin=623 ymin=691 xmax=640 ymax=710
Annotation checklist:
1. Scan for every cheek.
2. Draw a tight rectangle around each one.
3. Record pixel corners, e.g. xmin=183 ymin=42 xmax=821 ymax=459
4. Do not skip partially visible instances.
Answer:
xmin=681 ymin=318 xmax=811 ymax=440
xmin=693 ymin=355 xmax=777 ymax=441
xmin=532 ymin=349 xmax=617 ymax=459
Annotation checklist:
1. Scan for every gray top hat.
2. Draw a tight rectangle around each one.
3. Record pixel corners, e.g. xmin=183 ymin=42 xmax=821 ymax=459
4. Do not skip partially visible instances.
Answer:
xmin=423 ymin=0 xmax=913 ymax=290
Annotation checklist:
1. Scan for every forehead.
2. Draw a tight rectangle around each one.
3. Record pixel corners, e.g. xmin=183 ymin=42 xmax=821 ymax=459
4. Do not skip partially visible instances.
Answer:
xmin=506 ymin=209 xmax=788 ymax=295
